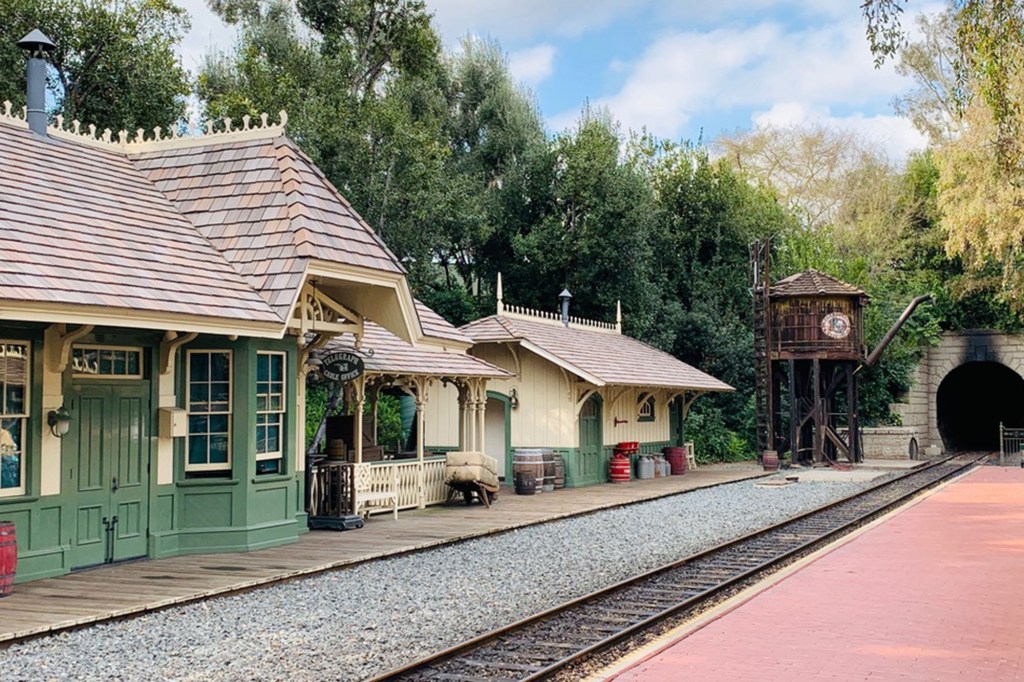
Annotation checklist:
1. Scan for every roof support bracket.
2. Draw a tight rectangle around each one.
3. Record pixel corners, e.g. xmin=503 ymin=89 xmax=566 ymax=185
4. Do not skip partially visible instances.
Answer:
xmin=159 ymin=331 xmax=198 ymax=376
xmin=45 ymin=323 xmax=94 ymax=374
xmin=576 ymin=387 xmax=599 ymax=415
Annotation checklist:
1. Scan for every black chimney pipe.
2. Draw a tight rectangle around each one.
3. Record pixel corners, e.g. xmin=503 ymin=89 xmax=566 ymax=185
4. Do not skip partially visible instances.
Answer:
xmin=16 ymin=29 xmax=56 ymax=137
xmin=559 ymin=288 xmax=572 ymax=327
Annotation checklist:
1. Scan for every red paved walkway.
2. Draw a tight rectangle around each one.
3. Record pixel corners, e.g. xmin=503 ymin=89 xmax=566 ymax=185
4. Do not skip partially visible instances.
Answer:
xmin=611 ymin=467 xmax=1024 ymax=681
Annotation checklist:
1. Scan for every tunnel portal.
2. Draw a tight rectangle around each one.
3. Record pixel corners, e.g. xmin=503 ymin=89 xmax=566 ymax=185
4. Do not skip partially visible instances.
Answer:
xmin=936 ymin=361 xmax=1024 ymax=452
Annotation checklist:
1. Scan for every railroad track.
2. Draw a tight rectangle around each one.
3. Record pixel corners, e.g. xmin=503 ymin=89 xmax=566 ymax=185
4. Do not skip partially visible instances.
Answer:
xmin=371 ymin=454 xmax=986 ymax=682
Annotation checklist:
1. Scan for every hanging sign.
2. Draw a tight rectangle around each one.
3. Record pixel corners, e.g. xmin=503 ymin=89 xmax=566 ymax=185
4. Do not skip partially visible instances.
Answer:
xmin=321 ymin=351 xmax=365 ymax=382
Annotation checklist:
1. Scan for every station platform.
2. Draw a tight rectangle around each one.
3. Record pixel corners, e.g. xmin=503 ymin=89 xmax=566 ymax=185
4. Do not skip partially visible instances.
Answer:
xmin=0 ymin=462 xmax=765 ymax=643
xmin=602 ymin=465 xmax=1024 ymax=681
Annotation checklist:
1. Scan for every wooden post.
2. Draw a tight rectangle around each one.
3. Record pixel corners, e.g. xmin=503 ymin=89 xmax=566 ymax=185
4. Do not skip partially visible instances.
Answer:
xmin=368 ymin=382 xmax=379 ymax=448
xmin=457 ymin=382 xmax=467 ymax=451
xmin=788 ymin=359 xmax=798 ymax=463
xmin=848 ymin=363 xmax=860 ymax=463
xmin=812 ymin=358 xmax=822 ymax=464
xmin=354 ymin=375 xmax=365 ymax=464
xmin=416 ymin=377 xmax=426 ymax=509
xmin=477 ymin=380 xmax=487 ymax=454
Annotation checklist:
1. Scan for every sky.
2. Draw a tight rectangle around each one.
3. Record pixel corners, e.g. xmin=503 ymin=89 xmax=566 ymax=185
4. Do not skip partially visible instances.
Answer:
xmin=177 ymin=0 xmax=944 ymax=161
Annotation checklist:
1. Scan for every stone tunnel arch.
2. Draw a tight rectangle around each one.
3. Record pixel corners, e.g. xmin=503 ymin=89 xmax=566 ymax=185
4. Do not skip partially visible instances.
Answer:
xmin=936 ymin=361 xmax=1024 ymax=452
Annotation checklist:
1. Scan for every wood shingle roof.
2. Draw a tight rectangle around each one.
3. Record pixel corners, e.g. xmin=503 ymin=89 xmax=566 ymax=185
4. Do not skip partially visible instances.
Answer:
xmin=130 ymin=136 xmax=405 ymax=321
xmin=461 ymin=315 xmax=733 ymax=392
xmin=770 ymin=269 xmax=866 ymax=298
xmin=320 ymin=322 xmax=510 ymax=378
xmin=0 ymin=122 xmax=281 ymax=327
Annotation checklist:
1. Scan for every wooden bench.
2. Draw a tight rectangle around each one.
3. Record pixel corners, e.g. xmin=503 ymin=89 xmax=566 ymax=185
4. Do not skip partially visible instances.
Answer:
xmin=354 ymin=463 xmax=398 ymax=520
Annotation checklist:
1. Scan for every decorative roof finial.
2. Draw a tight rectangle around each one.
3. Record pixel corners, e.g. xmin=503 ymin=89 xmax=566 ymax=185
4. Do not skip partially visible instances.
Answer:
xmin=496 ymin=273 xmax=504 ymax=315
xmin=616 ymin=300 xmax=622 ymax=334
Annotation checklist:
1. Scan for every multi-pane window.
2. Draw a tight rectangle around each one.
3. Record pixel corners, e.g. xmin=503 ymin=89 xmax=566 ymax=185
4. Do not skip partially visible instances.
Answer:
xmin=72 ymin=346 xmax=142 ymax=378
xmin=0 ymin=343 xmax=28 ymax=496
xmin=187 ymin=351 xmax=232 ymax=472
xmin=256 ymin=352 xmax=285 ymax=475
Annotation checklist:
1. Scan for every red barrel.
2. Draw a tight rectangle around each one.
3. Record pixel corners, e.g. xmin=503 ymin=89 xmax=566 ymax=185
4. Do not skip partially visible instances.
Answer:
xmin=0 ymin=521 xmax=15 ymax=597
xmin=609 ymin=452 xmax=631 ymax=483
xmin=663 ymin=446 xmax=688 ymax=475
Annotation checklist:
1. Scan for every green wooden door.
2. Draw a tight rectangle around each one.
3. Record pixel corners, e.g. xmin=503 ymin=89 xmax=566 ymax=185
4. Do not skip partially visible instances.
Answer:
xmin=576 ymin=395 xmax=604 ymax=486
xmin=670 ymin=396 xmax=684 ymax=447
xmin=65 ymin=383 xmax=151 ymax=568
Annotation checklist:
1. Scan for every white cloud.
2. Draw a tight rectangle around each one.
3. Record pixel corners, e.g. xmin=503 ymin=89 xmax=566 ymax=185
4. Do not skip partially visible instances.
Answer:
xmin=424 ymin=0 xmax=846 ymax=45
xmin=548 ymin=10 xmax=927 ymax=160
xmin=752 ymin=102 xmax=928 ymax=161
xmin=508 ymin=44 xmax=556 ymax=86
xmin=425 ymin=0 xmax=637 ymax=43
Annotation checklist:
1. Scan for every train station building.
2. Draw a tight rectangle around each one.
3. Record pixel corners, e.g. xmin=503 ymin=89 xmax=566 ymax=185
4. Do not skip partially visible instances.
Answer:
xmin=420 ymin=278 xmax=733 ymax=486
xmin=0 ymin=92 xmax=516 ymax=581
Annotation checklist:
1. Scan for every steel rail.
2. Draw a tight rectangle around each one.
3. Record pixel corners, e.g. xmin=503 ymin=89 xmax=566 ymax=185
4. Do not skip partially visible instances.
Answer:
xmin=370 ymin=454 xmax=985 ymax=682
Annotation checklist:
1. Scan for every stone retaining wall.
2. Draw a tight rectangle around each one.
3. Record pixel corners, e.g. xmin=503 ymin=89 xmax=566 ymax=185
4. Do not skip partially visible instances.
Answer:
xmin=861 ymin=427 xmax=919 ymax=460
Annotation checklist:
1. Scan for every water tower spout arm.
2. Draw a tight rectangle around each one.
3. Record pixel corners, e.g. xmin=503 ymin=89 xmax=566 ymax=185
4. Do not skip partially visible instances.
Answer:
xmin=860 ymin=294 xmax=934 ymax=369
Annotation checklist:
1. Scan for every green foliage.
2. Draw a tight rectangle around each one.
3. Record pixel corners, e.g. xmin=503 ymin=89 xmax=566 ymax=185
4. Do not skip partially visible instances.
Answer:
xmin=688 ymin=403 xmax=752 ymax=463
xmin=375 ymin=394 xmax=403 ymax=453
xmin=304 ymin=382 xmax=338 ymax=450
xmin=0 ymin=0 xmax=191 ymax=132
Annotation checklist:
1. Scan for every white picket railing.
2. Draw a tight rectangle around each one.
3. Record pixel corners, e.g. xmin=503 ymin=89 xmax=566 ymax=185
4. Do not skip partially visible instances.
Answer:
xmin=355 ymin=458 xmax=449 ymax=516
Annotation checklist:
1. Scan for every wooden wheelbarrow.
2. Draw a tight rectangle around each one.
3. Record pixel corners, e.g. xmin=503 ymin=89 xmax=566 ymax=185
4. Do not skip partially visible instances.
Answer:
xmin=444 ymin=451 xmax=500 ymax=508
xmin=444 ymin=479 xmax=499 ymax=507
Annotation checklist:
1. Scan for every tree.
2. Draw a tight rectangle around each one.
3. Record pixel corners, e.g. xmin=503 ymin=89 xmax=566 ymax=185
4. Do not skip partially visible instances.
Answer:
xmin=716 ymin=124 xmax=884 ymax=230
xmin=935 ymin=66 xmax=1024 ymax=307
xmin=863 ymin=0 xmax=1024 ymax=173
xmin=653 ymin=142 xmax=795 ymax=457
xmin=892 ymin=11 xmax=964 ymax=144
xmin=0 ymin=0 xmax=191 ymax=133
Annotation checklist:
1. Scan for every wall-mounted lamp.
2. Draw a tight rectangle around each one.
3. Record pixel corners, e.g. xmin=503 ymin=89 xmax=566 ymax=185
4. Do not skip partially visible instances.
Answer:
xmin=509 ymin=387 xmax=520 ymax=410
xmin=47 ymin=406 xmax=72 ymax=438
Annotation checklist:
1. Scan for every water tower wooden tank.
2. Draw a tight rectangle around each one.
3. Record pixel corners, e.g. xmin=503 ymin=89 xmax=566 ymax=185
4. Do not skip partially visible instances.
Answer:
xmin=753 ymin=257 xmax=869 ymax=466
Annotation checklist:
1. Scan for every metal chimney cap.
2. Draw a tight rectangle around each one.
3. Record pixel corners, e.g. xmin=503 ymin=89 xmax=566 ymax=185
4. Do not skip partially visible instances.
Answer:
xmin=17 ymin=29 xmax=55 ymax=54
xmin=558 ymin=288 xmax=572 ymax=300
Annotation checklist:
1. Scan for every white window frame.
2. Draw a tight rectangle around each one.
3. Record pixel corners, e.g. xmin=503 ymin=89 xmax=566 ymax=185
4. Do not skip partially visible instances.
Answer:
xmin=0 ymin=341 xmax=29 ymax=498
xmin=185 ymin=349 xmax=233 ymax=473
xmin=255 ymin=352 xmax=286 ymax=464
xmin=71 ymin=344 xmax=144 ymax=379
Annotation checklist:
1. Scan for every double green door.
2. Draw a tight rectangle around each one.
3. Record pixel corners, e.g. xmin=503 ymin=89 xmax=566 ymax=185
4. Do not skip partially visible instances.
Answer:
xmin=64 ymin=382 xmax=151 ymax=569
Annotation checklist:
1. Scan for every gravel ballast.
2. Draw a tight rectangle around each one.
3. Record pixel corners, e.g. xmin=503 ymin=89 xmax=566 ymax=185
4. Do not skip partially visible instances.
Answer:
xmin=1 ymin=475 xmax=876 ymax=681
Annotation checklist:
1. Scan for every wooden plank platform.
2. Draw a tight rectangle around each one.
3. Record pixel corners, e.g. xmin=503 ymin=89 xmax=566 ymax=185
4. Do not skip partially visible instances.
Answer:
xmin=0 ymin=463 xmax=765 ymax=644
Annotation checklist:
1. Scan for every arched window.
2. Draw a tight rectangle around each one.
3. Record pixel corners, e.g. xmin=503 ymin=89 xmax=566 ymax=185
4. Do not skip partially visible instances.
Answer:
xmin=638 ymin=394 xmax=655 ymax=422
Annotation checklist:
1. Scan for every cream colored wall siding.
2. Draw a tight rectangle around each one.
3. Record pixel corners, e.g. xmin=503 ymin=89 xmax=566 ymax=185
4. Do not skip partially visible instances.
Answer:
xmin=424 ymin=381 xmax=461 ymax=448
xmin=600 ymin=387 xmax=672 ymax=446
xmin=40 ymin=327 xmax=63 ymax=495
xmin=484 ymin=397 xmax=507 ymax=478
xmin=472 ymin=344 xmax=576 ymax=449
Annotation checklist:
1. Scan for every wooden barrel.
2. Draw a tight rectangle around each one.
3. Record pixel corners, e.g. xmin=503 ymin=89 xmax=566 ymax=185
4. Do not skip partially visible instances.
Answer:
xmin=0 ymin=521 xmax=15 ymax=597
xmin=552 ymin=453 xmax=566 ymax=489
xmin=541 ymin=450 xmax=555 ymax=492
xmin=663 ymin=447 xmax=688 ymax=475
xmin=513 ymin=449 xmax=544 ymax=494
xmin=762 ymin=450 xmax=780 ymax=472
xmin=514 ymin=471 xmax=537 ymax=495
